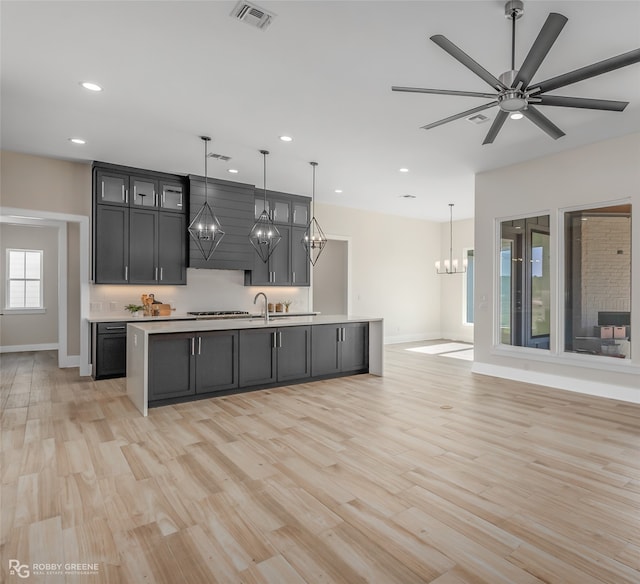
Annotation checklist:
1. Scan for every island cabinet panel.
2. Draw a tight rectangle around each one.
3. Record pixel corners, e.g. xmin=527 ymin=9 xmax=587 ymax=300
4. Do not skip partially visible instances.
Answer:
xmin=148 ymin=330 xmax=239 ymax=402
xmin=342 ymin=323 xmax=370 ymax=372
xmin=195 ymin=331 xmax=239 ymax=394
xmin=312 ymin=322 xmax=369 ymax=376
xmin=277 ymin=326 xmax=311 ymax=382
xmin=238 ymin=326 xmax=311 ymax=386
xmin=238 ymin=328 xmax=277 ymax=387
xmin=188 ymin=176 xmax=255 ymax=271
xmin=149 ymin=333 xmax=195 ymax=401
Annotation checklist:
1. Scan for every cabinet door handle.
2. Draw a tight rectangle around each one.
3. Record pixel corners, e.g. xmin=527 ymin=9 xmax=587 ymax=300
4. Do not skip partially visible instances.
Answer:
xmin=278 ymin=331 xmax=282 ymax=348
xmin=160 ymin=267 xmax=163 ymax=281
xmin=154 ymin=191 xmax=158 ymax=207
xmin=121 ymin=184 xmax=125 ymax=201
xmin=191 ymin=337 xmax=195 ymax=356
xmin=106 ymin=326 xmax=126 ymax=330
xmin=155 ymin=267 xmax=158 ymax=281
xmin=101 ymin=182 xmax=106 ymax=199
xmin=198 ymin=337 xmax=202 ymax=355
xmin=161 ymin=191 xmax=165 ymax=207
xmin=125 ymin=189 xmax=129 ymax=204
xmin=337 ymin=327 xmax=341 ymax=342
xmin=292 ymin=271 xmax=296 ymax=284
xmin=124 ymin=266 xmax=128 ymax=281
xmin=272 ymin=331 xmax=277 ymax=348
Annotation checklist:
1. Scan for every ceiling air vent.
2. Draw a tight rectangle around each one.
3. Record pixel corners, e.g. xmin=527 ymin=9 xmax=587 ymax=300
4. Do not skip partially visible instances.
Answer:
xmin=466 ymin=113 xmax=490 ymax=125
xmin=208 ymin=153 xmax=232 ymax=162
xmin=230 ymin=1 xmax=275 ymax=30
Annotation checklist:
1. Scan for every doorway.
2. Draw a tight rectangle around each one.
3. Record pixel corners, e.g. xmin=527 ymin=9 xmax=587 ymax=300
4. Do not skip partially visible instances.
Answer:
xmin=312 ymin=238 xmax=349 ymax=315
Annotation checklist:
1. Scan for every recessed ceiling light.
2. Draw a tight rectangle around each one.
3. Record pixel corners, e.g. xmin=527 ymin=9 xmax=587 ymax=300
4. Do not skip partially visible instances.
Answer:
xmin=334 ymin=189 xmax=343 ymax=194
xmin=399 ymin=168 xmax=409 ymax=173
xmin=80 ymin=81 xmax=103 ymax=92
xmin=69 ymin=138 xmax=86 ymax=145
xmin=228 ymin=168 xmax=239 ymax=174
xmin=279 ymin=135 xmax=293 ymax=142
xmin=510 ymin=112 xmax=524 ymax=120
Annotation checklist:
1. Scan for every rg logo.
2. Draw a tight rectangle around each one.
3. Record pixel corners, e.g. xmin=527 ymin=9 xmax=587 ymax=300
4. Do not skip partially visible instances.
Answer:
xmin=8 ymin=560 xmax=30 ymax=578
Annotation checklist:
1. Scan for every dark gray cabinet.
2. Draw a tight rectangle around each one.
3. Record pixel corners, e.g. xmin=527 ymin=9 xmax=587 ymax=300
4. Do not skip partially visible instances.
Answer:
xmin=238 ymin=325 xmax=311 ymax=387
xmin=148 ymin=330 xmax=239 ymax=402
xmin=95 ymin=205 xmax=129 ymax=284
xmin=244 ymin=190 xmax=311 ymax=286
xmin=93 ymin=162 xmax=187 ymax=285
xmin=312 ymin=322 xmax=369 ymax=377
xmin=92 ymin=322 xmax=127 ymax=380
xmin=149 ymin=333 xmax=195 ymax=400
xmin=188 ymin=176 xmax=255 ymax=271
xmin=238 ymin=328 xmax=277 ymax=386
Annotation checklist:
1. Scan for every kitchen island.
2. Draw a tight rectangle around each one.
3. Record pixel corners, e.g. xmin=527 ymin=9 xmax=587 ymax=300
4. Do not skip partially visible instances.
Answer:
xmin=127 ymin=315 xmax=383 ymax=415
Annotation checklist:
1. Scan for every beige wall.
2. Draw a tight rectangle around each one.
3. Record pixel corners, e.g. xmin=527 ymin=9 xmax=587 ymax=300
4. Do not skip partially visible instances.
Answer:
xmin=0 ymin=224 xmax=59 ymax=347
xmin=313 ymin=239 xmax=348 ymax=315
xmin=315 ymin=202 xmax=441 ymax=342
xmin=1 ymin=150 xmax=91 ymax=358
xmin=439 ymin=217 xmax=474 ymax=343
xmin=474 ymin=133 xmax=640 ymax=397
xmin=0 ymin=150 xmax=92 ymax=216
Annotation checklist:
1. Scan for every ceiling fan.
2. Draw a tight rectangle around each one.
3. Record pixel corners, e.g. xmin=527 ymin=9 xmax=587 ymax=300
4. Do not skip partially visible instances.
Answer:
xmin=392 ymin=0 xmax=640 ymax=144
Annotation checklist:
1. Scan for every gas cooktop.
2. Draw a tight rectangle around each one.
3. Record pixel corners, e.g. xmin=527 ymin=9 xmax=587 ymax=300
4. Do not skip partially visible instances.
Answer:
xmin=187 ymin=310 xmax=250 ymax=319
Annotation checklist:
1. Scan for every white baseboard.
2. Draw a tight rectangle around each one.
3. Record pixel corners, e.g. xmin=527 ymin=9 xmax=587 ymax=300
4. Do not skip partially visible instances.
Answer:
xmin=384 ymin=332 xmax=441 ymax=345
xmin=0 ymin=343 xmax=59 ymax=354
xmin=471 ymin=361 xmax=640 ymax=404
xmin=59 ymin=355 xmax=80 ymax=368
xmin=441 ymin=331 xmax=474 ymax=344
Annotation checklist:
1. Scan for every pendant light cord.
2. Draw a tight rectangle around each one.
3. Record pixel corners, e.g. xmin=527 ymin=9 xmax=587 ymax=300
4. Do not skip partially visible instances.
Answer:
xmin=260 ymin=150 xmax=269 ymax=205
xmin=310 ymin=161 xmax=318 ymax=219
xmin=510 ymin=9 xmax=516 ymax=71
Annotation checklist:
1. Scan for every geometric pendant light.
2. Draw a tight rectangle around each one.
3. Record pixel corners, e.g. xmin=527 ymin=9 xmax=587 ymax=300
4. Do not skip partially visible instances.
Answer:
xmin=436 ymin=203 xmax=466 ymax=274
xmin=188 ymin=136 xmax=225 ymax=260
xmin=302 ymin=161 xmax=327 ymax=266
xmin=249 ymin=149 xmax=282 ymax=263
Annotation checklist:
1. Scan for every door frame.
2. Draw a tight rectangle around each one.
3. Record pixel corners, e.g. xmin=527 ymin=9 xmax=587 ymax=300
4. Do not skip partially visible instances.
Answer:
xmin=1 ymin=206 xmax=91 ymax=375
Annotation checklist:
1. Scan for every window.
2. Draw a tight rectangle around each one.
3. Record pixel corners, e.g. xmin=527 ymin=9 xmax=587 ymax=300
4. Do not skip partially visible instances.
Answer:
xmin=465 ymin=249 xmax=474 ymax=324
xmin=6 ymin=249 xmax=43 ymax=309
xmin=564 ymin=204 xmax=631 ymax=359
xmin=499 ymin=215 xmax=550 ymax=349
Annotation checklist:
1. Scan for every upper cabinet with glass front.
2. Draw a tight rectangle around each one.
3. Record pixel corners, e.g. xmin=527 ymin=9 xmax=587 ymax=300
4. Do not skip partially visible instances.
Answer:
xmin=564 ymin=204 xmax=631 ymax=360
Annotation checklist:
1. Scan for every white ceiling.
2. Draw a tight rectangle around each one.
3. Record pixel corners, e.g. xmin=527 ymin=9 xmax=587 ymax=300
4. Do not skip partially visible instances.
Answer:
xmin=2 ymin=1 xmax=639 ymax=222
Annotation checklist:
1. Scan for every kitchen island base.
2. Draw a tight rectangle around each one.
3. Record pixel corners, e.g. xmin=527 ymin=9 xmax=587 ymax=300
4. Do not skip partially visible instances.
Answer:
xmin=127 ymin=316 xmax=383 ymax=416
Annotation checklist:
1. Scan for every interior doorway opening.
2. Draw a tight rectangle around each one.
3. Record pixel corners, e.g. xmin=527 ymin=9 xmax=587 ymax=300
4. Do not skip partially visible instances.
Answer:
xmin=312 ymin=238 xmax=349 ymax=315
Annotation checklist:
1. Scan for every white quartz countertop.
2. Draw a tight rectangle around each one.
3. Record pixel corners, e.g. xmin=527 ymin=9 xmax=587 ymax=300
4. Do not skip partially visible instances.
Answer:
xmin=88 ymin=313 xmax=197 ymax=323
xmin=88 ymin=311 xmax=318 ymax=323
xmin=128 ymin=314 xmax=382 ymax=334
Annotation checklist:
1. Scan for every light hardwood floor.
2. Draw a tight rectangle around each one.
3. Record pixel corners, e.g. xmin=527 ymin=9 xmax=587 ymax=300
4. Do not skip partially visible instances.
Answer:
xmin=1 ymin=344 xmax=639 ymax=583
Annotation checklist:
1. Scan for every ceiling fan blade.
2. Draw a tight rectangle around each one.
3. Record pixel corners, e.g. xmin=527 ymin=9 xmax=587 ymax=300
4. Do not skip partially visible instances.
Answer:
xmin=391 ymin=86 xmax=497 ymax=99
xmin=537 ymin=95 xmax=628 ymax=111
xmin=522 ymin=105 xmax=565 ymax=140
xmin=513 ymin=13 xmax=568 ymax=89
xmin=431 ymin=35 xmax=506 ymax=91
xmin=482 ymin=111 xmax=509 ymax=145
xmin=530 ymin=48 xmax=640 ymax=94
xmin=421 ymin=101 xmax=498 ymax=130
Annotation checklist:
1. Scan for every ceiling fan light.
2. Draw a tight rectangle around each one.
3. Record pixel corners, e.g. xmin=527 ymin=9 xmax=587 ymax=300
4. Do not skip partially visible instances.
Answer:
xmin=510 ymin=112 xmax=524 ymax=120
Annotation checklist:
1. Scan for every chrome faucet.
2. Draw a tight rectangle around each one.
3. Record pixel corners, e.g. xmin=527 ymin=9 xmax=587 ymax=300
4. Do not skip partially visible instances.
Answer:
xmin=253 ymin=292 xmax=269 ymax=323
